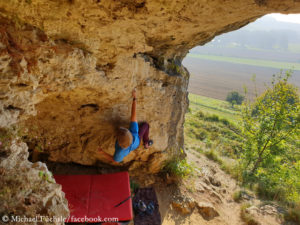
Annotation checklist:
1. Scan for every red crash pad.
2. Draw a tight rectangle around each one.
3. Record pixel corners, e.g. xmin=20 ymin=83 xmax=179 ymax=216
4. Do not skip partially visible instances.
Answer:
xmin=54 ymin=172 xmax=132 ymax=223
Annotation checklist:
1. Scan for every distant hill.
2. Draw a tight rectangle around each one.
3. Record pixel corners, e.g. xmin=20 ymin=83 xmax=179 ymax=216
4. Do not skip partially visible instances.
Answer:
xmin=190 ymin=15 xmax=300 ymax=58
xmin=244 ymin=15 xmax=300 ymax=32
xmin=184 ymin=14 xmax=300 ymax=100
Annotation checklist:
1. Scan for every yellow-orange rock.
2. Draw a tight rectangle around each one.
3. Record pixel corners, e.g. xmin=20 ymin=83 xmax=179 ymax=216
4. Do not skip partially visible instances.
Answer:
xmin=0 ymin=1 xmax=300 ymax=174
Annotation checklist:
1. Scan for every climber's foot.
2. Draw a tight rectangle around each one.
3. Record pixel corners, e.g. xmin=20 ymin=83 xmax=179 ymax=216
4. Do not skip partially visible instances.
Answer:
xmin=144 ymin=140 xmax=153 ymax=149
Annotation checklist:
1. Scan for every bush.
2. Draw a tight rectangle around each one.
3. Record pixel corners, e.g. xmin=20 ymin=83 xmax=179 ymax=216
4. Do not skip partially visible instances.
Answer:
xmin=220 ymin=118 xmax=230 ymax=126
xmin=226 ymin=91 xmax=244 ymax=107
xmin=196 ymin=111 xmax=204 ymax=118
xmin=204 ymin=114 xmax=219 ymax=122
xmin=163 ymin=158 xmax=193 ymax=178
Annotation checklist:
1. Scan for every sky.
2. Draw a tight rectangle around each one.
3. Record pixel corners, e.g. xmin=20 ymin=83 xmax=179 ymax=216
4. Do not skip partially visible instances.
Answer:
xmin=270 ymin=13 xmax=300 ymax=24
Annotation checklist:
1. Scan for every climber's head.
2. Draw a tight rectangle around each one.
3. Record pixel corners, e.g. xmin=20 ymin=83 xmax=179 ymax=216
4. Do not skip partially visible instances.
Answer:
xmin=117 ymin=127 xmax=132 ymax=149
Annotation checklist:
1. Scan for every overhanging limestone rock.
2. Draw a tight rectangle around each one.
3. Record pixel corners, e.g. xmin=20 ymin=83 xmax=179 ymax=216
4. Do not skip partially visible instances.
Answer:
xmin=0 ymin=0 xmax=300 ymax=174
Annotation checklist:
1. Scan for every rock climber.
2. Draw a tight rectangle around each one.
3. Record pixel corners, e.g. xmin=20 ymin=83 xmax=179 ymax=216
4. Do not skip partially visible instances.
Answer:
xmin=98 ymin=89 xmax=153 ymax=164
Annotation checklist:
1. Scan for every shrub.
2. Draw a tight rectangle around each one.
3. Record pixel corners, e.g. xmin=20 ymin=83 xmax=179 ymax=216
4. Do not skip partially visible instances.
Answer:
xmin=220 ymin=118 xmax=230 ymax=126
xmin=196 ymin=111 xmax=204 ymax=118
xmin=163 ymin=158 xmax=193 ymax=178
xmin=204 ymin=114 xmax=219 ymax=122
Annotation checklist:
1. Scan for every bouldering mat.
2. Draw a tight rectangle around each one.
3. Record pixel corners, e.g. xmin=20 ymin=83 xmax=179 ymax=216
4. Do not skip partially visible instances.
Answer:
xmin=54 ymin=172 xmax=133 ymax=223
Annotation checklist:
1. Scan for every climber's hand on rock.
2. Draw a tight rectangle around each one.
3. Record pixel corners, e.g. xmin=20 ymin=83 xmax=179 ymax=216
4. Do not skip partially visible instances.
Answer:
xmin=132 ymin=89 xmax=136 ymax=98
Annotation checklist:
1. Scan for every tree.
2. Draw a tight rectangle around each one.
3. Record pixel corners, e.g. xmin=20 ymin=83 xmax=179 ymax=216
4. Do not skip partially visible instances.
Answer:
xmin=240 ymin=71 xmax=300 ymax=202
xmin=226 ymin=91 xmax=244 ymax=107
xmin=241 ymin=71 xmax=299 ymax=173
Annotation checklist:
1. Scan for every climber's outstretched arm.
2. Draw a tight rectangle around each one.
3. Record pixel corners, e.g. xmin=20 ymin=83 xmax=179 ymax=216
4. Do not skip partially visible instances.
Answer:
xmin=131 ymin=89 xmax=137 ymax=122
xmin=98 ymin=149 xmax=119 ymax=165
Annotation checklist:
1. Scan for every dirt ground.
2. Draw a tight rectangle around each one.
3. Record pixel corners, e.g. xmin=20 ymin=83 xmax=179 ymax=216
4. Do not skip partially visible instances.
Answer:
xmin=155 ymin=148 xmax=287 ymax=225
xmin=155 ymin=149 xmax=243 ymax=225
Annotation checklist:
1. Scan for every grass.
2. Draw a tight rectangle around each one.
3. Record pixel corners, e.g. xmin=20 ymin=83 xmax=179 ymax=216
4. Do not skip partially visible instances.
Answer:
xmin=187 ymin=53 xmax=300 ymax=71
xmin=185 ymin=94 xmax=243 ymax=178
xmin=284 ymin=203 xmax=300 ymax=224
xmin=240 ymin=203 xmax=260 ymax=225
xmin=189 ymin=93 xmax=241 ymax=125
xmin=204 ymin=149 xmax=222 ymax=164
xmin=185 ymin=94 xmax=243 ymax=159
xmin=233 ymin=190 xmax=243 ymax=202
xmin=203 ymin=149 xmax=241 ymax=180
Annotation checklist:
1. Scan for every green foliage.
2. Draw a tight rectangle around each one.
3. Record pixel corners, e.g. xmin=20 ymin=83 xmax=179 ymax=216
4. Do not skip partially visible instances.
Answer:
xmin=166 ymin=61 xmax=182 ymax=75
xmin=204 ymin=114 xmax=219 ymax=122
xmin=163 ymin=157 xmax=193 ymax=178
xmin=38 ymin=171 xmax=54 ymax=183
xmin=240 ymin=71 xmax=300 ymax=203
xmin=130 ymin=180 xmax=139 ymax=193
xmin=226 ymin=91 xmax=245 ymax=107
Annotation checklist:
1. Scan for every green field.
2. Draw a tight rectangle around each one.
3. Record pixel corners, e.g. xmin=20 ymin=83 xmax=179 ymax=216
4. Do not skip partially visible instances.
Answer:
xmin=187 ymin=53 xmax=300 ymax=71
xmin=188 ymin=93 xmax=241 ymax=125
xmin=185 ymin=93 xmax=243 ymax=159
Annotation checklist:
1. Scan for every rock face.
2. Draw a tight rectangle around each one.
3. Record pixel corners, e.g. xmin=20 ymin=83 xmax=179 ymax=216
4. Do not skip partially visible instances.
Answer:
xmin=0 ymin=17 xmax=188 ymax=174
xmin=1 ymin=0 xmax=300 ymax=174
xmin=0 ymin=138 xmax=69 ymax=224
